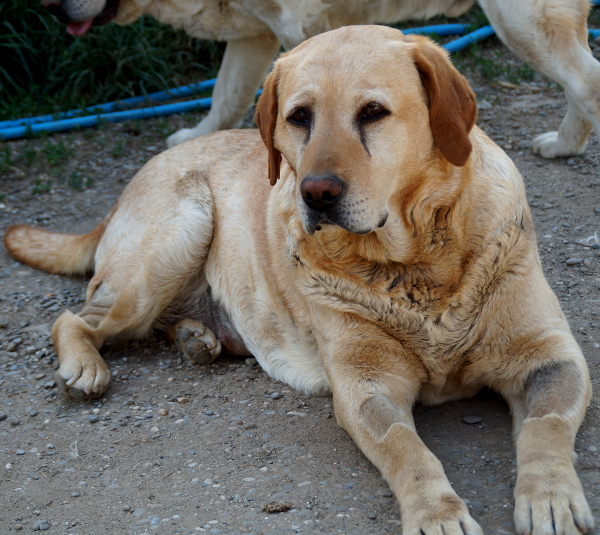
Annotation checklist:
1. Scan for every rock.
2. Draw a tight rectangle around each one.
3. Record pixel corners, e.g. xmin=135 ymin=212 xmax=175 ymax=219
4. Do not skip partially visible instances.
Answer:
xmin=15 ymin=449 xmax=26 ymax=455
xmin=6 ymin=338 xmax=22 ymax=351
xmin=158 ymin=409 xmax=168 ymax=416
xmin=477 ymin=99 xmax=492 ymax=110
xmin=71 ymin=492 xmax=80 ymax=497
xmin=367 ymin=512 xmax=377 ymax=520
xmin=270 ymin=391 xmax=281 ymax=400
xmin=88 ymin=415 xmax=100 ymax=424
xmin=0 ymin=414 xmax=7 ymax=421
xmin=462 ymin=415 xmax=483 ymax=424
xmin=32 ymin=519 xmax=50 ymax=530
xmin=565 ymin=258 xmax=583 ymax=266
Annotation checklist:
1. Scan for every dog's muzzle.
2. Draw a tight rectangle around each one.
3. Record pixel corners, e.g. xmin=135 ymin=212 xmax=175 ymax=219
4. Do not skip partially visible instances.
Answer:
xmin=42 ymin=0 xmax=121 ymax=26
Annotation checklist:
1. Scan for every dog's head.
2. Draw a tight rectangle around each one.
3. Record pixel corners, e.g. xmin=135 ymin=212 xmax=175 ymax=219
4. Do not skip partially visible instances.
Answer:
xmin=255 ymin=26 xmax=477 ymax=236
xmin=40 ymin=0 xmax=144 ymax=35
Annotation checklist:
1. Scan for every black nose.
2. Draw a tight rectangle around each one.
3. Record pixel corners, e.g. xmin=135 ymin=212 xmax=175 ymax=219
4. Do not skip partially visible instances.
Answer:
xmin=300 ymin=174 xmax=344 ymax=211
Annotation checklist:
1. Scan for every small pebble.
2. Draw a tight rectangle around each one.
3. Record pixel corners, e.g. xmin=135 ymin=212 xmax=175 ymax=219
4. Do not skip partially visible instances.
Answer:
xmin=367 ymin=512 xmax=377 ymax=520
xmin=88 ymin=415 xmax=100 ymax=424
xmin=588 ymin=445 xmax=597 ymax=452
xmin=71 ymin=492 xmax=80 ymax=497
xmin=462 ymin=415 xmax=483 ymax=424
xmin=158 ymin=409 xmax=168 ymax=416
xmin=270 ymin=391 xmax=281 ymax=400
xmin=177 ymin=397 xmax=190 ymax=403
xmin=32 ymin=519 xmax=50 ymax=530
xmin=565 ymin=258 xmax=583 ymax=266
xmin=0 ymin=414 xmax=7 ymax=421
xmin=92 ymin=408 xmax=101 ymax=415
xmin=15 ymin=449 xmax=26 ymax=455
xmin=15 ymin=524 xmax=22 ymax=530
xmin=10 ymin=419 xmax=20 ymax=427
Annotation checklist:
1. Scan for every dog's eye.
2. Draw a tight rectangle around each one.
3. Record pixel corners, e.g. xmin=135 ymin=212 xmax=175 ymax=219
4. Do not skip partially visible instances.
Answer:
xmin=288 ymin=108 xmax=310 ymax=126
xmin=359 ymin=102 xmax=389 ymax=122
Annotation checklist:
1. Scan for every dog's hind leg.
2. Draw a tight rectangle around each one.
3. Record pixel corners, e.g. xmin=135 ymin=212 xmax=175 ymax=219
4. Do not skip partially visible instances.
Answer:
xmin=52 ymin=167 xmax=217 ymax=399
xmin=500 ymin=350 xmax=593 ymax=535
xmin=166 ymin=33 xmax=281 ymax=148
xmin=479 ymin=0 xmax=600 ymax=158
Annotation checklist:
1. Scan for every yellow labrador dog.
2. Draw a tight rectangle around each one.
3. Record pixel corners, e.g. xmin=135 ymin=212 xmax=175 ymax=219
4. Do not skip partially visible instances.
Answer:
xmin=42 ymin=0 xmax=600 ymax=158
xmin=4 ymin=26 xmax=594 ymax=535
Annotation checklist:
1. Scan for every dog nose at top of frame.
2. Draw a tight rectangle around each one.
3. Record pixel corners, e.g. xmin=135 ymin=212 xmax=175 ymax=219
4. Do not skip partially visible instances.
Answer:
xmin=300 ymin=174 xmax=344 ymax=211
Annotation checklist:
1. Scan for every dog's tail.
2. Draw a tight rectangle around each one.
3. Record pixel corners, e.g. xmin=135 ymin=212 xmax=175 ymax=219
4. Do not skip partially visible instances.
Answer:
xmin=4 ymin=207 xmax=115 ymax=276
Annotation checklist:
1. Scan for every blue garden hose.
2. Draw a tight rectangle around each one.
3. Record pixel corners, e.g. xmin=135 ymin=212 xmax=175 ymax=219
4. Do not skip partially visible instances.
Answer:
xmin=0 ymin=79 xmax=216 ymax=130
xmin=0 ymin=22 xmax=596 ymax=140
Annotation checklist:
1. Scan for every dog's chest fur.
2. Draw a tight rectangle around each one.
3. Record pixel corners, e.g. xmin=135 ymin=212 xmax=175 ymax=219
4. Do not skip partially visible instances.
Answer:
xmin=287 ymin=221 xmax=533 ymax=400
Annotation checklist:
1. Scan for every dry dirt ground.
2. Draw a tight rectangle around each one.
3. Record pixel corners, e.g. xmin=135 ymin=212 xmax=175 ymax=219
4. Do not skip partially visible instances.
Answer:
xmin=1 ymin=47 xmax=600 ymax=535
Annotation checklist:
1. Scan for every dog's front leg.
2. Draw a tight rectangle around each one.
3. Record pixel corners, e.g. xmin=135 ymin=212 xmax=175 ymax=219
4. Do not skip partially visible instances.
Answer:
xmin=503 ymin=357 xmax=594 ymax=535
xmin=166 ymin=33 xmax=280 ymax=148
xmin=325 ymin=337 xmax=483 ymax=535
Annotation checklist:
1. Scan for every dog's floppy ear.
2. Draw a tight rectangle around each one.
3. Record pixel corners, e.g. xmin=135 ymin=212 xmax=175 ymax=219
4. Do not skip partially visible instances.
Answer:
xmin=255 ymin=68 xmax=282 ymax=186
xmin=411 ymin=36 xmax=477 ymax=166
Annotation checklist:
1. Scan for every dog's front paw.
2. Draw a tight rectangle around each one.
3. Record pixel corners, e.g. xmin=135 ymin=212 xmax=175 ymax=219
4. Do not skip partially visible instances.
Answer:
xmin=402 ymin=493 xmax=483 ymax=535
xmin=55 ymin=358 xmax=111 ymax=400
xmin=166 ymin=128 xmax=199 ymax=148
xmin=532 ymin=132 xmax=586 ymax=159
xmin=514 ymin=465 xmax=594 ymax=535
xmin=173 ymin=319 xmax=221 ymax=366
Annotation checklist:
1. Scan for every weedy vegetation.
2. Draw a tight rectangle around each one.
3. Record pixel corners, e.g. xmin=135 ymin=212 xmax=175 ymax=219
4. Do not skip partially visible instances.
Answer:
xmin=0 ymin=0 xmax=223 ymax=121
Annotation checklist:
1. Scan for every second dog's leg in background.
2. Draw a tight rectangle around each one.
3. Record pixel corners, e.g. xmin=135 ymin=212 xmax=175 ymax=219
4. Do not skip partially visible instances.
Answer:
xmin=166 ymin=33 xmax=280 ymax=148
xmin=479 ymin=0 xmax=600 ymax=158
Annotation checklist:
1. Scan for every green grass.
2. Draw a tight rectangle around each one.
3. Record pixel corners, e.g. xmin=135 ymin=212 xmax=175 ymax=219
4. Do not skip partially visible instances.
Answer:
xmin=65 ymin=170 xmax=92 ymax=191
xmin=31 ymin=176 xmax=52 ymax=195
xmin=0 ymin=145 xmax=14 ymax=172
xmin=21 ymin=143 xmax=37 ymax=166
xmin=0 ymin=0 xmax=224 ymax=121
xmin=43 ymin=139 xmax=73 ymax=166
xmin=112 ymin=140 xmax=126 ymax=158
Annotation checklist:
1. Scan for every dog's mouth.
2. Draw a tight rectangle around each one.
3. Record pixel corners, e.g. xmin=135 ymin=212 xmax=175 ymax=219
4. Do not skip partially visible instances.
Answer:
xmin=46 ymin=0 xmax=121 ymax=36
xmin=305 ymin=211 xmax=388 ymax=236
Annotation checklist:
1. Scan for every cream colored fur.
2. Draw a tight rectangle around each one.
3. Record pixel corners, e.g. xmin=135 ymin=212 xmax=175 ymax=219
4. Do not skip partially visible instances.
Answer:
xmin=5 ymin=26 xmax=594 ymax=535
